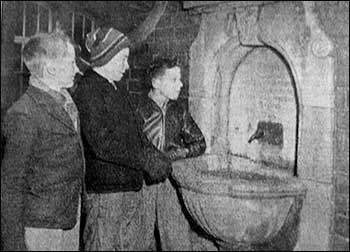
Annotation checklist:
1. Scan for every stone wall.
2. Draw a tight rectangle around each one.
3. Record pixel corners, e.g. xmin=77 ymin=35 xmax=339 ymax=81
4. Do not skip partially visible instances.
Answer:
xmin=314 ymin=1 xmax=349 ymax=251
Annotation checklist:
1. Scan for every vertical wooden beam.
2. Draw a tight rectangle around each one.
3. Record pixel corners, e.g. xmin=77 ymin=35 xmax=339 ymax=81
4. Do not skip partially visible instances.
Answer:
xmin=82 ymin=15 xmax=85 ymax=40
xmin=36 ymin=5 xmax=40 ymax=33
xmin=71 ymin=11 xmax=75 ymax=38
xmin=20 ymin=2 xmax=26 ymax=95
xmin=48 ymin=8 xmax=52 ymax=32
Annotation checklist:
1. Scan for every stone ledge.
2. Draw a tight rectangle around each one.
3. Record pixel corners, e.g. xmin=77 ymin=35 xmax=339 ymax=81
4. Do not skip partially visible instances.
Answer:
xmin=183 ymin=1 xmax=276 ymax=12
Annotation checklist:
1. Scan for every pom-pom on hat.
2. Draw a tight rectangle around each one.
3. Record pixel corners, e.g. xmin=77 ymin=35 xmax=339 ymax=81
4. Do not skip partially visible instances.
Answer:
xmin=85 ymin=27 xmax=130 ymax=67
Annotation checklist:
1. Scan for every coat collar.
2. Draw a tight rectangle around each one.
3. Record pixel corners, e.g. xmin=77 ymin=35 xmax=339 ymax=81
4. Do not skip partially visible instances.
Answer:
xmin=26 ymin=85 xmax=76 ymax=132
xmin=86 ymin=68 xmax=119 ymax=90
xmin=144 ymin=92 xmax=176 ymax=114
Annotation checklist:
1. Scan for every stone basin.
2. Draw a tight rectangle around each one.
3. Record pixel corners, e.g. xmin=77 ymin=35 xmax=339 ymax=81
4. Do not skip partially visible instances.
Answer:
xmin=171 ymin=155 xmax=307 ymax=251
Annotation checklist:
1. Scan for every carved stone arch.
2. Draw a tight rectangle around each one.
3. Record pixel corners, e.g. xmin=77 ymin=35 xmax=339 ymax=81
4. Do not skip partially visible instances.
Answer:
xmin=213 ymin=42 xmax=253 ymax=153
xmin=257 ymin=1 xmax=334 ymax=178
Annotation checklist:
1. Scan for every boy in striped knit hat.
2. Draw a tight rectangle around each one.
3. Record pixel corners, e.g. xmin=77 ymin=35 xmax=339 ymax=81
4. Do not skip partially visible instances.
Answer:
xmin=73 ymin=27 xmax=172 ymax=251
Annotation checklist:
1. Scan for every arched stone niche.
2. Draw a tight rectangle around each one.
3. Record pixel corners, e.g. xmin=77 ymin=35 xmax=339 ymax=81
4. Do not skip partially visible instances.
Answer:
xmin=188 ymin=1 xmax=334 ymax=250
xmin=227 ymin=47 xmax=297 ymax=175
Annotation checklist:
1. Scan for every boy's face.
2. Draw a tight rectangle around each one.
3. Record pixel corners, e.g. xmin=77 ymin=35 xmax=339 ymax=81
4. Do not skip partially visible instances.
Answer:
xmin=102 ymin=48 xmax=130 ymax=82
xmin=45 ymin=42 xmax=80 ymax=90
xmin=154 ymin=66 xmax=183 ymax=100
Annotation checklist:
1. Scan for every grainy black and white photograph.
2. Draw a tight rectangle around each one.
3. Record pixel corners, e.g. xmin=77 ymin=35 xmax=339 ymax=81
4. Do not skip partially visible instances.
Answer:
xmin=1 ymin=1 xmax=349 ymax=251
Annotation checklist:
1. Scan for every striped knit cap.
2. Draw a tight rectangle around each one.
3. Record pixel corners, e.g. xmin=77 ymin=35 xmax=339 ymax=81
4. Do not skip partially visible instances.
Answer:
xmin=85 ymin=27 xmax=130 ymax=67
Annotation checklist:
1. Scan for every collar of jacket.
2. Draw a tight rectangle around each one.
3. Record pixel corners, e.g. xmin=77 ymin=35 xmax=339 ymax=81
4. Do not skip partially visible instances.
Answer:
xmin=92 ymin=68 xmax=118 ymax=90
xmin=26 ymin=85 xmax=77 ymax=132
xmin=29 ymin=76 xmax=67 ymax=105
xmin=146 ymin=93 xmax=177 ymax=114
xmin=84 ymin=67 xmax=118 ymax=90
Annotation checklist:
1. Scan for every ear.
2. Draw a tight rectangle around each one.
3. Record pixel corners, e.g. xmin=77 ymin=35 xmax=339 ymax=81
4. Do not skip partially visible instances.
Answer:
xmin=152 ymin=77 xmax=161 ymax=89
xmin=43 ymin=61 xmax=58 ymax=78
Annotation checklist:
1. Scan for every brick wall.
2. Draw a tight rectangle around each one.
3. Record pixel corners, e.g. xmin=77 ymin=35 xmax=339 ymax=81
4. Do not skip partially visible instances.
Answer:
xmin=315 ymin=1 xmax=349 ymax=251
xmin=124 ymin=1 xmax=201 ymax=107
xmin=1 ymin=2 xmax=23 ymax=111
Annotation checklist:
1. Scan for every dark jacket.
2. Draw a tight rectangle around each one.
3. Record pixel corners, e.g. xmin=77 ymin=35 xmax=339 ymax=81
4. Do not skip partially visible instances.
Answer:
xmin=136 ymin=95 xmax=206 ymax=161
xmin=1 ymin=86 xmax=85 ymax=251
xmin=73 ymin=69 xmax=168 ymax=193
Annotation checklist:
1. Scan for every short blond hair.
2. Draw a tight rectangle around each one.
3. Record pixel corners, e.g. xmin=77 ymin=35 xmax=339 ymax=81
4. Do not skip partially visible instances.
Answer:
xmin=23 ymin=31 xmax=73 ymax=76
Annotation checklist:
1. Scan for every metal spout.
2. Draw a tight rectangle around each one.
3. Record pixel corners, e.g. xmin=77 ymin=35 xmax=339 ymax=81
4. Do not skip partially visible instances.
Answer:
xmin=248 ymin=127 xmax=265 ymax=143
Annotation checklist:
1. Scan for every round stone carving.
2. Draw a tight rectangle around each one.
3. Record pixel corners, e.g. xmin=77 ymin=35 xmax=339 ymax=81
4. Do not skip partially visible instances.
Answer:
xmin=311 ymin=36 xmax=333 ymax=58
